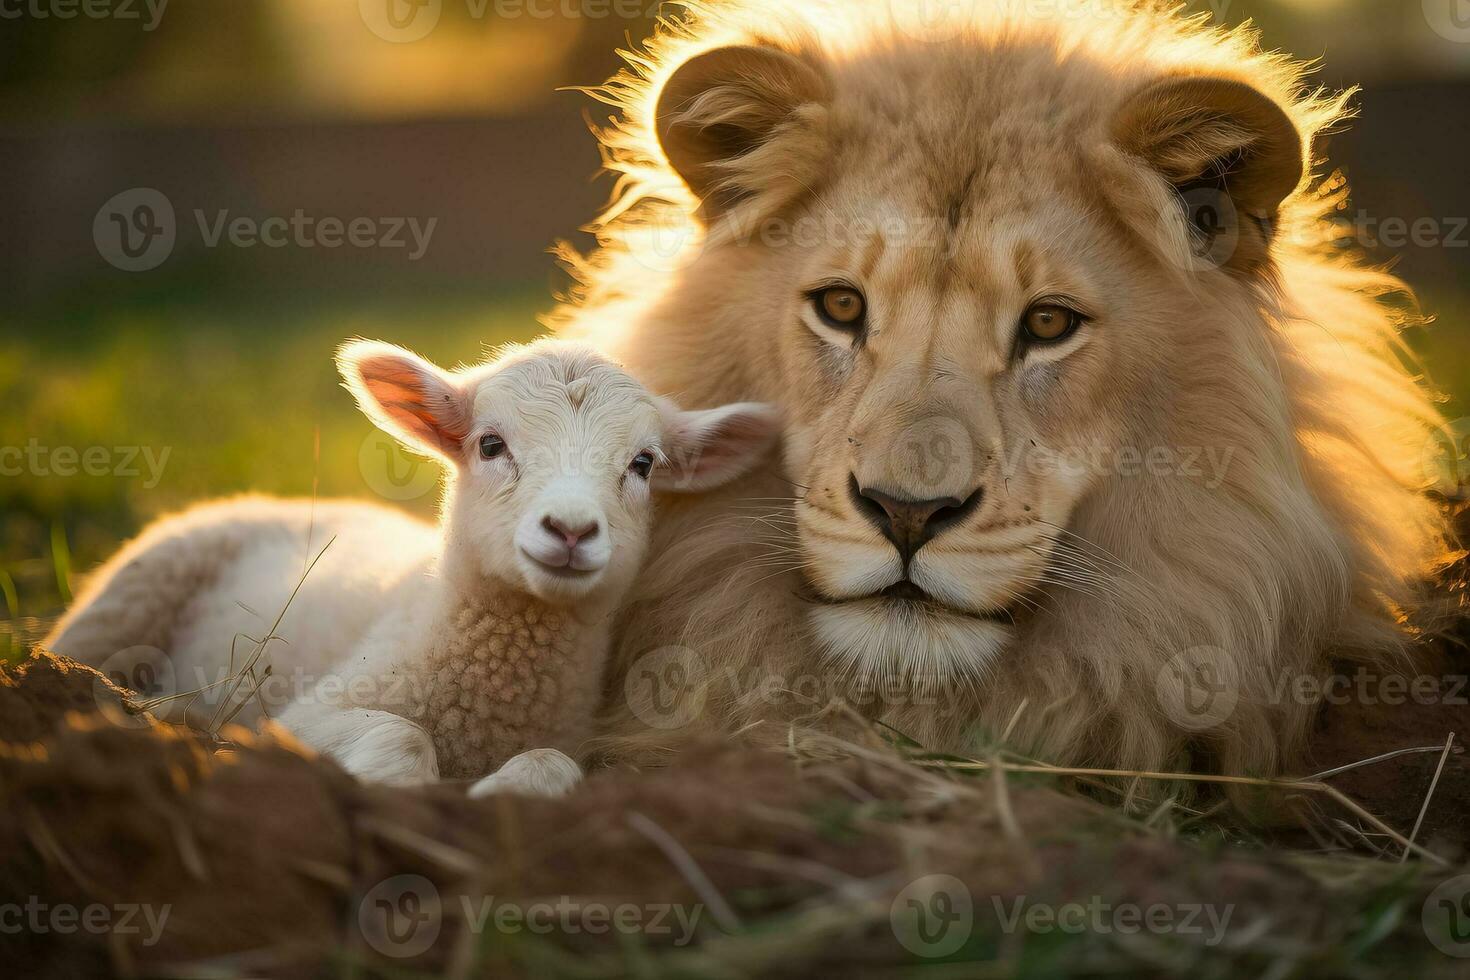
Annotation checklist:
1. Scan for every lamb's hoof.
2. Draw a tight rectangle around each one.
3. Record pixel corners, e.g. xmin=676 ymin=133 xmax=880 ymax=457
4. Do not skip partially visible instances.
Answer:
xmin=468 ymin=748 xmax=582 ymax=799
xmin=344 ymin=718 xmax=440 ymax=785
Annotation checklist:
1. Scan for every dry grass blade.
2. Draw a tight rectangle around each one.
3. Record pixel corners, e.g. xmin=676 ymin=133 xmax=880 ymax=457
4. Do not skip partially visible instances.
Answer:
xmin=1399 ymin=732 xmax=1456 ymax=863
xmin=206 ymin=536 xmax=336 ymax=733
xmin=912 ymin=757 xmax=1451 ymax=867
xmin=1304 ymin=743 xmax=1460 ymax=781
xmin=626 ymin=811 xmax=742 ymax=932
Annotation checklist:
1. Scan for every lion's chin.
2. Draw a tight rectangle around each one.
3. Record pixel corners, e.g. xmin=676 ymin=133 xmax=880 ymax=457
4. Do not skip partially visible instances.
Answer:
xmin=806 ymin=597 xmax=1012 ymax=687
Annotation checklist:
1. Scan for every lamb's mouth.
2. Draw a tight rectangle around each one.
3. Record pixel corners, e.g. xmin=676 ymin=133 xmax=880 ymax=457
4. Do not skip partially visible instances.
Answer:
xmin=519 ymin=552 xmax=605 ymax=595
xmin=534 ymin=565 xmax=599 ymax=582
xmin=799 ymin=580 xmax=1018 ymax=626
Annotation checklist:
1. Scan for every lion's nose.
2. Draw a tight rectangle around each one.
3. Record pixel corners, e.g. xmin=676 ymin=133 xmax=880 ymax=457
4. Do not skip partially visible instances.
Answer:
xmin=849 ymin=475 xmax=983 ymax=565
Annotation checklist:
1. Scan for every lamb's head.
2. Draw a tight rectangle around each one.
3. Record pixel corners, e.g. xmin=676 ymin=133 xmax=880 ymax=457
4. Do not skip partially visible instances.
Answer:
xmin=339 ymin=338 xmax=779 ymax=605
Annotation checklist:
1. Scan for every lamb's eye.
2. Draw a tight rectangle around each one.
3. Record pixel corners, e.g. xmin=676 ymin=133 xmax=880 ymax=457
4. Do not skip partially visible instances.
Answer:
xmin=1021 ymin=304 xmax=1083 ymax=344
xmin=478 ymin=433 xmax=506 ymax=459
xmin=813 ymin=286 xmax=866 ymax=331
xmin=629 ymin=450 xmax=656 ymax=480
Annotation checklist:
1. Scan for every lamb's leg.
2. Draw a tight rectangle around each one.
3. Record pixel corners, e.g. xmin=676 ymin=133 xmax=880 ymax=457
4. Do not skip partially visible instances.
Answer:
xmin=278 ymin=701 xmax=439 ymax=785
xmin=467 ymin=749 xmax=582 ymax=798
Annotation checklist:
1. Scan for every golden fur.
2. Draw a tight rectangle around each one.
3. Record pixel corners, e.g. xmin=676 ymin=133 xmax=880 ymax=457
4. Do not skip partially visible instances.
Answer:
xmin=553 ymin=0 xmax=1451 ymax=781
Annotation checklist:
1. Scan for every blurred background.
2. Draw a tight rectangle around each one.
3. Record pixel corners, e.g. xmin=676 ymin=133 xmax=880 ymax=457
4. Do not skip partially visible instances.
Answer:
xmin=2 ymin=0 xmax=1468 ymax=654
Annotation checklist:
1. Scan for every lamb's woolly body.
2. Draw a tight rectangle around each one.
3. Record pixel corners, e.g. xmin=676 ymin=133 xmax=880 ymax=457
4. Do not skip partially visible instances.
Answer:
xmin=552 ymin=0 xmax=1452 ymax=781
xmin=397 ymin=591 xmax=595 ymax=779
xmin=43 ymin=496 xmax=438 ymax=728
xmin=45 ymin=497 xmax=606 ymax=776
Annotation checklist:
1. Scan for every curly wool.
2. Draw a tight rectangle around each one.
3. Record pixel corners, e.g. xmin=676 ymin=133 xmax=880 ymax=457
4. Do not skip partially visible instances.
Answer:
xmin=423 ymin=594 xmax=592 ymax=779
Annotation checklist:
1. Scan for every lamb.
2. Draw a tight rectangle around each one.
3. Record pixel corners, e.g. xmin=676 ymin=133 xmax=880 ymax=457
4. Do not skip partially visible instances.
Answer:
xmin=43 ymin=338 xmax=779 ymax=796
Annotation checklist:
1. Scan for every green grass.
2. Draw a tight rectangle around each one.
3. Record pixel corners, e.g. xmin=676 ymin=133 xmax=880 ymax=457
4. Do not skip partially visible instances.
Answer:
xmin=0 ymin=284 xmax=547 ymax=652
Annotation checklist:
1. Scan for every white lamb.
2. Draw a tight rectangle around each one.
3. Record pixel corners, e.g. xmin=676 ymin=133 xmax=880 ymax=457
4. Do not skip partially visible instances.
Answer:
xmin=44 ymin=339 xmax=778 ymax=796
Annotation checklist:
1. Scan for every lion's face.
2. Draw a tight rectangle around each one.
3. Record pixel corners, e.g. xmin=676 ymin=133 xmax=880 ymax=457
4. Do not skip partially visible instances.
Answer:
xmin=748 ymin=157 xmax=1151 ymax=677
xmin=641 ymin=37 xmax=1316 ymax=684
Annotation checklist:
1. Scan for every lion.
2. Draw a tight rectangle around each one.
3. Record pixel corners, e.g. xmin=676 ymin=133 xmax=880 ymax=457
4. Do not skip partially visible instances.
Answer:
xmin=553 ymin=0 xmax=1453 ymax=784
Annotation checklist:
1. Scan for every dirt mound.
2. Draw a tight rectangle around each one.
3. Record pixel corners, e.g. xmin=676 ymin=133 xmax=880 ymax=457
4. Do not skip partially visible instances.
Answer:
xmin=3 ymin=652 xmax=1469 ymax=978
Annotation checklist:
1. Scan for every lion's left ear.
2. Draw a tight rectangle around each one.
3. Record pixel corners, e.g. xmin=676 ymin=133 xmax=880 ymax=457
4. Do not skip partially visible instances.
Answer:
xmin=655 ymin=45 xmax=830 ymax=220
xmin=1110 ymin=76 xmax=1305 ymax=273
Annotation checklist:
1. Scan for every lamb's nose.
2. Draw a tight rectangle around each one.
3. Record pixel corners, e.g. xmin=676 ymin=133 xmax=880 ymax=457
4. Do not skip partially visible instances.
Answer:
xmin=849 ymin=475 xmax=983 ymax=565
xmin=541 ymin=515 xmax=600 ymax=550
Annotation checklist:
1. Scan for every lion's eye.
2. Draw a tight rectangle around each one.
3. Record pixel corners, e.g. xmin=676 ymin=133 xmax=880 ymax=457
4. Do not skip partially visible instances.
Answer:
xmin=814 ymin=286 xmax=867 ymax=331
xmin=629 ymin=451 xmax=656 ymax=479
xmin=479 ymin=433 xmax=507 ymax=459
xmin=1021 ymin=304 xmax=1083 ymax=344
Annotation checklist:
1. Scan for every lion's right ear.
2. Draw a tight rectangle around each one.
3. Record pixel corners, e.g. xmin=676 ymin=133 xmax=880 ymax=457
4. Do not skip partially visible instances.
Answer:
xmin=655 ymin=45 xmax=830 ymax=219
xmin=1109 ymin=76 xmax=1305 ymax=274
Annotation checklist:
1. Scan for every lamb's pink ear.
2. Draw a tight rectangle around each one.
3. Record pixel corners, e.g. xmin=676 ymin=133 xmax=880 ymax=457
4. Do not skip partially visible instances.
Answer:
xmin=657 ymin=400 xmax=781 ymax=493
xmin=655 ymin=45 xmax=830 ymax=218
xmin=1110 ymin=76 xmax=1304 ymax=272
xmin=337 ymin=341 xmax=470 ymax=461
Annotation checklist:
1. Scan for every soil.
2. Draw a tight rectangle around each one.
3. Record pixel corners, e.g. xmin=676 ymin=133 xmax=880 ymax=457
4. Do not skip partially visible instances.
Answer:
xmin=2 ymin=648 xmax=1468 ymax=978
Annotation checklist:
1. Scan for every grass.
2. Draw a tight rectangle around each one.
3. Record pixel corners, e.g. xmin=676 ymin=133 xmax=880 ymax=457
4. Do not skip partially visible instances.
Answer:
xmin=0 ymin=283 xmax=548 ymax=655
